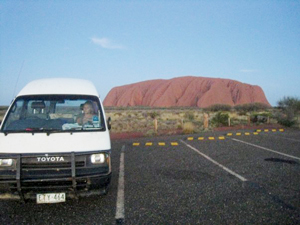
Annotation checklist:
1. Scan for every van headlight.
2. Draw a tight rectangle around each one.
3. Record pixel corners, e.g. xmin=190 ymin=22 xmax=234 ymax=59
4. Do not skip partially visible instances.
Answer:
xmin=90 ymin=153 xmax=105 ymax=164
xmin=0 ymin=159 xmax=13 ymax=167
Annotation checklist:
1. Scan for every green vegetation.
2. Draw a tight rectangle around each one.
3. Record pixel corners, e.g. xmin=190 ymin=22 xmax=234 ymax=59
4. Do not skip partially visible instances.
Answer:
xmin=149 ymin=111 xmax=159 ymax=119
xmin=211 ymin=112 xmax=229 ymax=127
xmin=183 ymin=122 xmax=196 ymax=134
xmin=184 ymin=111 xmax=195 ymax=121
xmin=104 ymin=101 xmax=294 ymax=136
xmin=234 ymin=103 xmax=270 ymax=112
xmin=276 ymin=96 xmax=300 ymax=127
xmin=205 ymin=104 xmax=232 ymax=112
xmin=1 ymin=98 xmax=299 ymax=135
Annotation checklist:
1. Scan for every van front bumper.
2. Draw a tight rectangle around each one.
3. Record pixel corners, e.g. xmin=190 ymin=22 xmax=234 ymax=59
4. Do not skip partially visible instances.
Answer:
xmin=0 ymin=151 xmax=111 ymax=202
xmin=0 ymin=173 xmax=112 ymax=200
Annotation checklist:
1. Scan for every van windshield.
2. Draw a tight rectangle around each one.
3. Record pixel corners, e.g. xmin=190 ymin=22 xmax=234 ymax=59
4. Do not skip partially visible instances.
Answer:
xmin=1 ymin=95 xmax=106 ymax=133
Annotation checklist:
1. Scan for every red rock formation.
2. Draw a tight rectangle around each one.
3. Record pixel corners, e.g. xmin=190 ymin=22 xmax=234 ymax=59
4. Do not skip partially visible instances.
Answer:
xmin=103 ymin=76 xmax=271 ymax=107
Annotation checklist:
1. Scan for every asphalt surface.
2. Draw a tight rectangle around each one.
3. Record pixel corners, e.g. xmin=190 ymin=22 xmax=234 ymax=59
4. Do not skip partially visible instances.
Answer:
xmin=1 ymin=129 xmax=300 ymax=224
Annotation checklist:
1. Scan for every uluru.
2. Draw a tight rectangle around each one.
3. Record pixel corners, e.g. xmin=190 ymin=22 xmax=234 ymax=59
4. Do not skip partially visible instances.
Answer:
xmin=103 ymin=76 xmax=271 ymax=108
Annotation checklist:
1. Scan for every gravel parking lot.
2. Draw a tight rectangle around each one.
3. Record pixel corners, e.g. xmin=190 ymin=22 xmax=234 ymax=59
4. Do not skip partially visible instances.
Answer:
xmin=1 ymin=129 xmax=299 ymax=224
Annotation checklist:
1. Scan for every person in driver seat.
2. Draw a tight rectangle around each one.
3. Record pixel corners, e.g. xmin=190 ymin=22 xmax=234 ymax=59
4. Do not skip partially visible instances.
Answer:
xmin=76 ymin=101 xmax=97 ymax=125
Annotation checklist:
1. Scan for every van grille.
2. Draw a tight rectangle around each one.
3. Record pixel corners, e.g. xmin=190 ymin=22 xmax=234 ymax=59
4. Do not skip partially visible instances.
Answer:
xmin=22 ymin=161 xmax=85 ymax=169
xmin=0 ymin=151 xmax=110 ymax=197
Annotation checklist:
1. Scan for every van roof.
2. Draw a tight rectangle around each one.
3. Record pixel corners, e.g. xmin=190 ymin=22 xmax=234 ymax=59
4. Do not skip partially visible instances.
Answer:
xmin=17 ymin=78 xmax=99 ymax=97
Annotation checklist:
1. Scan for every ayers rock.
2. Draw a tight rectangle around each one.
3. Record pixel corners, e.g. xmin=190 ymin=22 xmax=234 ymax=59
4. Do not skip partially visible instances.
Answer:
xmin=103 ymin=76 xmax=271 ymax=108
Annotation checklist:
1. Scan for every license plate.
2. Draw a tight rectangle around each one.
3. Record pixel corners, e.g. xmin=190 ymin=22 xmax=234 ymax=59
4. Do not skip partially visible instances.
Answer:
xmin=37 ymin=193 xmax=66 ymax=204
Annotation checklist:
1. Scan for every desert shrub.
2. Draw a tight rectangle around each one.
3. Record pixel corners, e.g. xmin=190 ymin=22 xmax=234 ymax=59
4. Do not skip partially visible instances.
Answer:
xmin=277 ymin=96 xmax=300 ymax=111
xmin=234 ymin=103 xmax=270 ymax=112
xmin=177 ymin=124 xmax=183 ymax=129
xmin=184 ymin=111 xmax=195 ymax=121
xmin=149 ymin=111 xmax=159 ymax=119
xmin=142 ymin=112 xmax=148 ymax=118
xmin=183 ymin=122 xmax=196 ymax=134
xmin=276 ymin=112 xmax=296 ymax=127
xmin=205 ymin=104 xmax=232 ymax=112
xmin=274 ymin=108 xmax=297 ymax=127
xmin=211 ymin=112 xmax=229 ymax=127
xmin=276 ymin=96 xmax=300 ymax=127
xmin=278 ymin=118 xmax=296 ymax=127
xmin=146 ymin=129 xmax=157 ymax=136
xmin=113 ymin=112 xmax=122 ymax=117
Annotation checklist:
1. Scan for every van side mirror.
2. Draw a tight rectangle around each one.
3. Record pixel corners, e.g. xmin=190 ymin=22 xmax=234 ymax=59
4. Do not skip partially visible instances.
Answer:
xmin=107 ymin=117 xmax=111 ymax=130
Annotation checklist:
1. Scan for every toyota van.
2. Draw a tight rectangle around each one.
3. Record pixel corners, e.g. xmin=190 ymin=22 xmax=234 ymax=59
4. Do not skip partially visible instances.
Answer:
xmin=0 ymin=78 xmax=111 ymax=203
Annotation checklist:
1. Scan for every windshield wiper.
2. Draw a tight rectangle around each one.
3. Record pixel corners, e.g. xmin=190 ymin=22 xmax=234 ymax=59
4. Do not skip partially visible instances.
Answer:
xmin=1 ymin=130 xmax=21 ymax=136
xmin=25 ymin=128 xmax=61 ymax=136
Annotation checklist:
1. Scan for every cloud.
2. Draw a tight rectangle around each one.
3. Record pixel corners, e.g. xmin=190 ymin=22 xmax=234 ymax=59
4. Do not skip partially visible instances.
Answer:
xmin=240 ymin=69 xmax=258 ymax=73
xmin=91 ymin=37 xmax=126 ymax=49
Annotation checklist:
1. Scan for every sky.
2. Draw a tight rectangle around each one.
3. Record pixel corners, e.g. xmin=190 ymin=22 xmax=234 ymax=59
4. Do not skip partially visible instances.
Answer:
xmin=0 ymin=0 xmax=299 ymax=106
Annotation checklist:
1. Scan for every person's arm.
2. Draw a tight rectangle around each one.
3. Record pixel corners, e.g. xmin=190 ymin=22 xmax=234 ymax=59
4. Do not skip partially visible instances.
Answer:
xmin=76 ymin=114 xmax=83 ymax=125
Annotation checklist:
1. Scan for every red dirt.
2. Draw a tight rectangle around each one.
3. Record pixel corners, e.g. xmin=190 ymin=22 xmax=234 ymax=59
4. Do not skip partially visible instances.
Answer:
xmin=110 ymin=125 xmax=284 ymax=140
xmin=110 ymin=132 xmax=145 ymax=140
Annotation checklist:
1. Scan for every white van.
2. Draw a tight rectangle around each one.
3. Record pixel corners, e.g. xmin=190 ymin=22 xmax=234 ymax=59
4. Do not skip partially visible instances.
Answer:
xmin=0 ymin=78 xmax=112 ymax=203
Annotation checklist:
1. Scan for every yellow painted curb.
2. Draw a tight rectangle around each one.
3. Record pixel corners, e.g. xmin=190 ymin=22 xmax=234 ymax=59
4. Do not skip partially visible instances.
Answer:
xmin=279 ymin=129 xmax=284 ymax=132
xmin=264 ymin=129 xmax=269 ymax=132
xmin=187 ymin=137 xmax=194 ymax=141
xmin=272 ymin=129 xmax=277 ymax=132
xmin=253 ymin=132 xmax=259 ymax=135
xmin=236 ymin=133 xmax=242 ymax=136
xmin=218 ymin=136 xmax=225 ymax=140
xmin=198 ymin=137 xmax=205 ymax=140
xmin=227 ymin=133 xmax=233 ymax=136
xmin=171 ymin=142 xmax=179 ymax=146
xmin=158 ymin=142 xmax=166 ymax=146
xmin=257 ymin=129 xmax=262 ymax=132
xmin=208 ymin=137 xmax=215 ymax=140
xmin=133 ymin=143 xmax=140 ymax=146
xmin=245 ymin=132 xmax=250 ymax=136
xmin=145 ymin=142 xmax=153 ymax=146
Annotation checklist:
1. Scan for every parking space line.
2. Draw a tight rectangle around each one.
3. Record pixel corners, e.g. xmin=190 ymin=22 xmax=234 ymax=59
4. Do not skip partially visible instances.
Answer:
xmin=180 ymin=140 xmax=248 ymax=182
xmin=231 ymin=138 xmax=300 ymax=161
xmin=271 ymin=135 xmax=300 ymax=143
xmin=115 ymin=145 xmax=125 ymax=224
